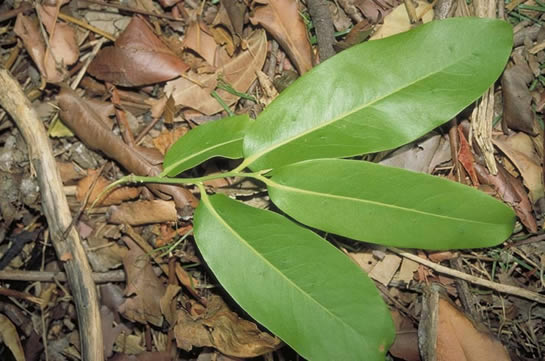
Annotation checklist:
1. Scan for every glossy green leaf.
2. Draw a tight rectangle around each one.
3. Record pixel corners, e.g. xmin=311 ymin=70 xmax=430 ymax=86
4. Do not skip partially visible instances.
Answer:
xmin=194 ymin=193 xmax=394 ymax=361
xmin=162 ymin=115 xmax=251 ymax=176
xmin=266 ymin=159 xmax=515 ymax=250
xmin=242 ymin=18 xmax=513 ymax=171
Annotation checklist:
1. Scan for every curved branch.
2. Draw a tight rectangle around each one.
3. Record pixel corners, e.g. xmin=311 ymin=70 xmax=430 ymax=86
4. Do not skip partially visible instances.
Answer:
xmin=0 ymin=68 xmax=103 ymax=361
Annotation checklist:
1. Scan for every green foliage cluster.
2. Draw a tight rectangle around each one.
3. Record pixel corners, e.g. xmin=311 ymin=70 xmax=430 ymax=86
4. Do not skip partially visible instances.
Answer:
xmin=126 ymin=18 xmax=515 ymax=360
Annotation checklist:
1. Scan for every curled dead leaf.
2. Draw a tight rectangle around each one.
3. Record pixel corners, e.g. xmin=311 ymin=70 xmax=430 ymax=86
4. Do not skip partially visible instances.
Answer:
xmin=165 ymin=30 xmax=267 ymax=115
xmin=493 ymin=132 xmax=544 ymax=203
xmin=89 ymin=16 xmax=189 ymax=86
xmin=250 ymin=0 xmax=313 ymax=74
xmin=474 ymin=162 xmax=537 ymax=233
xmin=108 ymin=200 xmax=177 ymax=225
xmin=0 ymin=314 xmax=25 ymax=361
xmin=36 ymin=4 xmax=79 ymax=66
xmin=370 ymin=0 xmax=434 ymax=40
xmin=420 ymin=286 xmax=511 ymax=361
xmin=175 ymin=295 xmax=281 ymax=357
xmin=390 ymin=310 xmax=420 ymax=361
xmin=183 ymin=20 xmax=217 ymax=66
xmin=57 ymin=87 xmax=198 ymax=211
xmin=14 ymin=13 xmax=66 ymax=83
xmin=119 ymin=236 xmax=165 ymax=327
xmin=77 ymin=169 xmax=141 ymax=206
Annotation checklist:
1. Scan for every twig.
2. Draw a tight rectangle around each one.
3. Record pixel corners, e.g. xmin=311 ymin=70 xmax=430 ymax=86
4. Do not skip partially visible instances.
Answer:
xmin=0 ymin=287 xmax=46 ymax=306
xmin=307 ymin=0 xmax=336 ymax=62
xmin=0 ymin=269 xmax=129 ymax=283
xmin=388 ymin=247 xmax=545 ymax=304
xmin=71 ymin=38 xmax=107 ymax=89
xmin=508 ymin=232 xmax=545 ymax=248
xmin=0 ymin=68 xmax=104 ymax=361
xmin=57 ymin=12 xmax=116 ymax=42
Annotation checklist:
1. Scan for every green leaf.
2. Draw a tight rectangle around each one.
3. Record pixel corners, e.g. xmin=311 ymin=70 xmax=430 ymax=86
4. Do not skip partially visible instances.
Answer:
xmin=162 ymin=115 xmax=251 ymax=176
xmin=194 ymin=192 xmax=394 ymax=361
xmin=266 ymin=159 xmax=515 ymax=250
xmin=242 ymin=18 xmax=513 ymax=171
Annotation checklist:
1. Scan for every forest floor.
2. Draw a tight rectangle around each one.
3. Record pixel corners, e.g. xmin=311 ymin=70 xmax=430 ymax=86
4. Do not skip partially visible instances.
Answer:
xmin=0 ymin=0 xmax=544 ymax=360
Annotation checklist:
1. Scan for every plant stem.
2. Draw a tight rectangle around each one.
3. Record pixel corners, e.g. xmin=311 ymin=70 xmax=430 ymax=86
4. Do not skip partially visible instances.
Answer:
xmin=196 ymin=182 xmax=208 ymax=200
xmin=92 ymin=169 xmax=272 ymax=209
xmin=121 ymin=170 xmax=266 ymax=186
xmin=231 ymin=158 xmax=254 ymax=173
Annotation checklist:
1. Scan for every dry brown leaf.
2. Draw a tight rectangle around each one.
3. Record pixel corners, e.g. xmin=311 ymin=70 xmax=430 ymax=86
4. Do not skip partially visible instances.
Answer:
xmin=494 ymin=132 xmax=544 ymax=202
xmin=370 ymin=0 xmax=433 ymax=40
xmin=0 ymin=314 xmax=25 ymax=361
xmin=329 ymin=1 xmax=353 ymax=31
xmin=175 ymin=309 xmax=214 ymax=351
xmin=183 ymin=20 xmax=218 ymax=66
xmin=379 ymin=134 xmax=445 ymax=173
xmin=219 ymin=0 xmax=246 ymax=38
xmin=474 ymin=162 xmax=537 ymax=232
xmin=368 ymin=253 xmax=401 ymax=286
xmin=57 ymin=87 xmax=198 ymax=211
xmin=119 ymin=236 xmax=165 ymax=327
xmin=127 ymin=0 xmax=157 ymax=15
xmin=86 ymin=224 xmax=127 ymax=272
xmin=165 ymin=29 xmax=267 ymax=115
xmin=355 ymin=0 xmax=399 ymax=23
xmin=108 ymin=200 xmax=177 ymax=225
xmin=250 ymin=0 xmax=313 ymax=74
xmin=14 ymin=13 xmax=65 ymax=83
xmin=395 ymin=258 xmax=419 ymax=283
xmin=174 ymin=262 xmax=203 ymax=302
xmin=89 ymin=16 xmax=189 ymax=86
xmin=502 ymin=63 xmax=535 ymax=135
xmin=77 ymin=169 xmax=141 ymax=206
xmin=37 ymin=4 xmax=79 ymax=66
xmin=175 ymin=295 xmax=281 ymax=357
xmin=57 ymin=161 xmax=85 ymax=183
xmin=101 ymin=305 xmax=131 ymax=358
xmin=349 ymin=250 xmax=377 ymax=273
xmin=160 ymin=284 xmax=180 ymax=325
xmin=436 ymin=298 xmax=510 ymax=361
xmin=428 ymin=251 xmax=458 ymax=263
xmin=211 ymin=26 xmax=236 ymax=56
xmin=390 ymin=310 xmax=420 ymax=361
xmin=211 ymin=0 xmax=247 ymax=54
xmin=152 ymin=126 xmax=189 ymax=155
xmin=335 ymin=20 xmax=374 ymax=51
xmin=457 ymin=126 xmax=479 ymax=186
xmin=150 ymin=95 xmax=168 ymax=120
xmin=256 ymin=70 xmax=279 ymax=106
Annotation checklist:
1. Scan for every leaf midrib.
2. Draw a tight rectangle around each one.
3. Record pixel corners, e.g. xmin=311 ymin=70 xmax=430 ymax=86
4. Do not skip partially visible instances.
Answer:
xmin=201 ymin=195 xmax=369 ymax=346
xmin=267 ymin=178 xmax=503 ymax=226
xmin=163 ymin=137 xmax=243 ymax=175
xmin=245 ymin=50 xmax=475 ymax=167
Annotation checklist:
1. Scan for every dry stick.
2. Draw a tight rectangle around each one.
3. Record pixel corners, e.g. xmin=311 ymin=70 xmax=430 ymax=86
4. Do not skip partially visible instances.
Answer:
xmin=57 ymin=12 xmax=116 ymax=42
xmin=388 ymin=247 xmax=545 ymax=304
xmin=0 ymin=270 xmax=128 ymax=283
xmin=0 ymin=69 xmax=104 ymax=361
xmin=307 ymin=0 xmax=336 ymax=62
xmin=0 ymin=287 xmax=46 ymax=306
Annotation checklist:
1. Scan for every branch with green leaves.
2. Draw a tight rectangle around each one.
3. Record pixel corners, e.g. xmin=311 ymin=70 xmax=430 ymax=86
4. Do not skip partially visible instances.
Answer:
xmin=107 ymin=18 xmax=515 ymax=361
